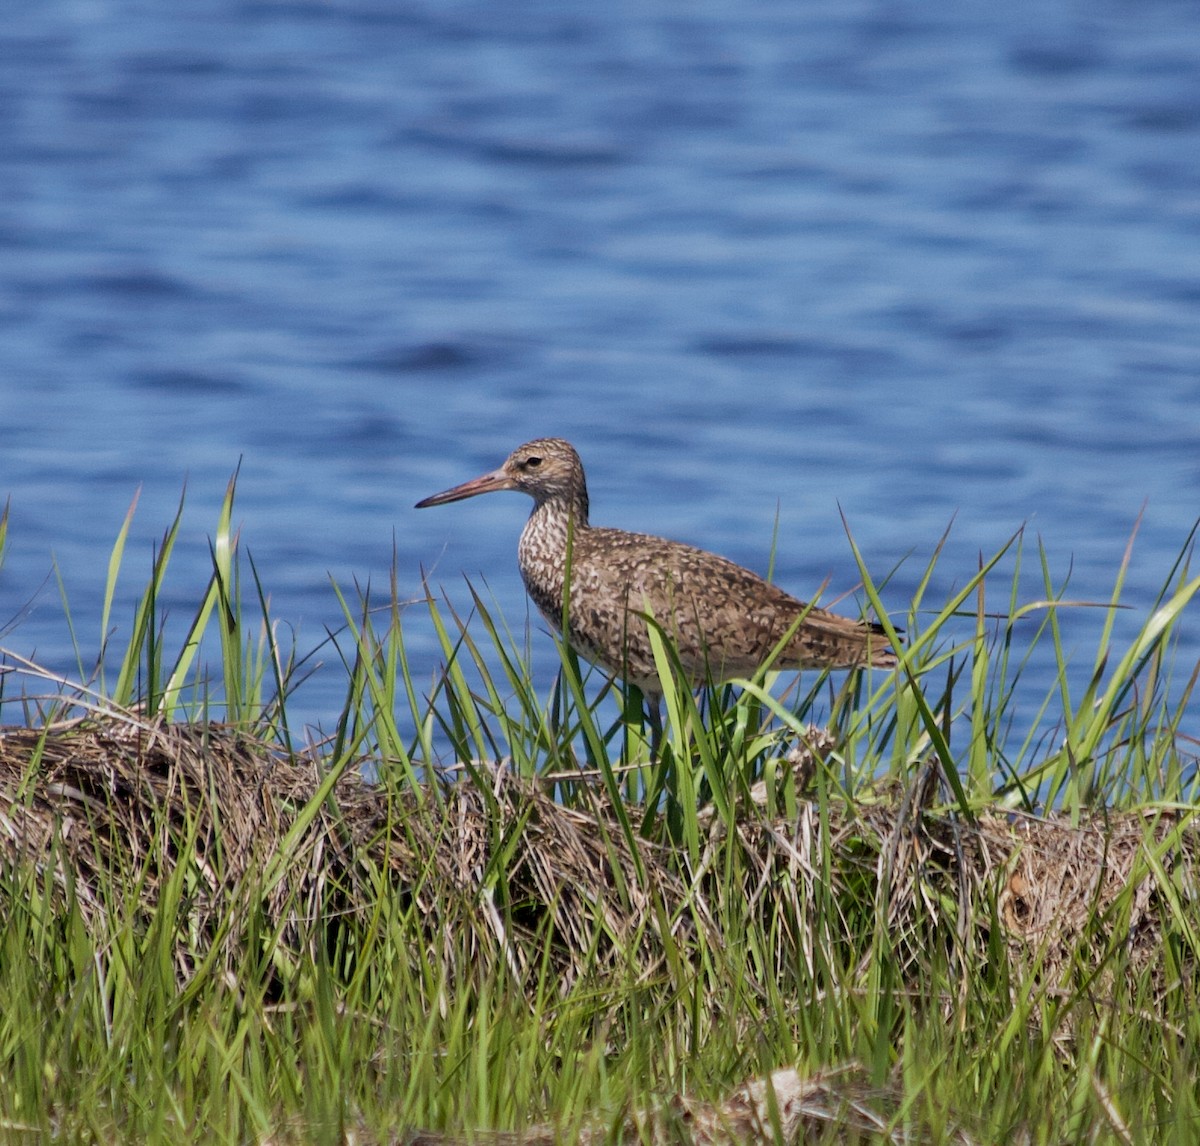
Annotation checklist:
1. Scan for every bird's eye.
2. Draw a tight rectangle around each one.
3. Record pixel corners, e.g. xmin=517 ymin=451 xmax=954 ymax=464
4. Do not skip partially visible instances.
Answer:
xmin=524 ymin=456 xmax=542 ymax=468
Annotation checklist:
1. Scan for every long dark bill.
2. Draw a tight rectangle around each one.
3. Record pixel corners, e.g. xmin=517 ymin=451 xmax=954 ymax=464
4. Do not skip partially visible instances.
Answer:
xmin=414 ymin=466 xmax=514 ymax=508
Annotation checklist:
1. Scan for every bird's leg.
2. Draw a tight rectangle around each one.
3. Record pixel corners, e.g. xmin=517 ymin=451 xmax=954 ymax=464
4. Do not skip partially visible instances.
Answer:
xmin=548 ymin=669 xmax=565 ymax=748
xmin=645 ymin=692 xmax=664 ymax=762
xmin=619 ymin=682 xmax=663 ymax=762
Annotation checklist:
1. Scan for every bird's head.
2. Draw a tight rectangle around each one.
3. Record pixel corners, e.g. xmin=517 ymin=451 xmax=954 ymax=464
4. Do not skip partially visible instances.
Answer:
xmin=415 ymin=438 xmax=588 ymax=514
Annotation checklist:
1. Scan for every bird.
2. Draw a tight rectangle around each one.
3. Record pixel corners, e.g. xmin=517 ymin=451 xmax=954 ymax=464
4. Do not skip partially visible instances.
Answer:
xmin=415 ymin=438 xmax=897 ymax=699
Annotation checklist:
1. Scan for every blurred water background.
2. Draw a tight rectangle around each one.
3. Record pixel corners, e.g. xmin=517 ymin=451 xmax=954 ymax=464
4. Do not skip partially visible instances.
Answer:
xmin=2 ymin=0 xmax=1199 ymax=742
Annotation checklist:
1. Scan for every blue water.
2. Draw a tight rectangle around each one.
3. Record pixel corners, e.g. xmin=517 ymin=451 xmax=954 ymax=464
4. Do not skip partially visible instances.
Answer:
xmin=2 ymin=1 xmax=1198 ymax=743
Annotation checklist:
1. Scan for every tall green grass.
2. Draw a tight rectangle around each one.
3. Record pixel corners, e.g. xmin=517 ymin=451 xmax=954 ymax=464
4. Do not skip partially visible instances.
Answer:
xmin=1 ymin=477 xmax=1198 ymax=1143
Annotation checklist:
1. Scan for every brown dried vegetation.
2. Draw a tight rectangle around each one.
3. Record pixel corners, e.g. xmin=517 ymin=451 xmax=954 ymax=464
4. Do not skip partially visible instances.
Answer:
xmin=3 ymin=713 xmax=1198 ymax=1004
xmin=3 ymin=712 xmax=1198 ymax=1142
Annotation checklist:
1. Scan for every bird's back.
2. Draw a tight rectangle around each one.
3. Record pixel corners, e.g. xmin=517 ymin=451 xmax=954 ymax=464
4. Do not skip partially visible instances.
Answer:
xmin=526 ymin=525 xmax=894 ymax=691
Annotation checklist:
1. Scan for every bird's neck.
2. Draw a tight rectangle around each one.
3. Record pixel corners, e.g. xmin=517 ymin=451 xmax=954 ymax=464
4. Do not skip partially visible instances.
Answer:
xmin=518 ymin=492 xmax=590 ymax=588
xmin=525 ymin=490 xmax=589 ymax=546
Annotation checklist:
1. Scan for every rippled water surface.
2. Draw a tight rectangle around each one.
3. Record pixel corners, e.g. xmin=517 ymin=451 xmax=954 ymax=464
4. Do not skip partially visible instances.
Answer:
xmin=2 ymin=1 xmax=1199 ymax=735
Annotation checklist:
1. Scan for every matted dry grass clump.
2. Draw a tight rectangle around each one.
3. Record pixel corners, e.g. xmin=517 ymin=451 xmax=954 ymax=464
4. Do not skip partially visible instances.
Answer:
xmin=745 ymin=761 xmax=1200 ymax=998
xmin=1 ymin=712 xmax=1197 ymax=997
xmin=390 ymin=1065 xmax=948 ymax=1146
xmin=0 ymin=714 xmax=702 ymax=989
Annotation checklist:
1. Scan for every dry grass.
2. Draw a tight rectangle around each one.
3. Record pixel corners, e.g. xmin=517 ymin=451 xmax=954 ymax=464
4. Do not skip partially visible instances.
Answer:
xmin=388 ymin=1065 xmax=957 ymax=1145
xmin=3 ymin=712 xmax=1195 ymax=1008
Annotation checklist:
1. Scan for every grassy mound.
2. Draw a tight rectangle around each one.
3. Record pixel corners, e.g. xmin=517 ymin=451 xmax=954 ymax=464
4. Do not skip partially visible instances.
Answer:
xmin=1 ymin=480 xmax=1199 ymax=1143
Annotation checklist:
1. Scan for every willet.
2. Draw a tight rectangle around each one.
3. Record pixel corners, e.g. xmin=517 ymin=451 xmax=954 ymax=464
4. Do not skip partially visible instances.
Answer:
xmin=415 ymin=439 xmax=897 ymax=698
